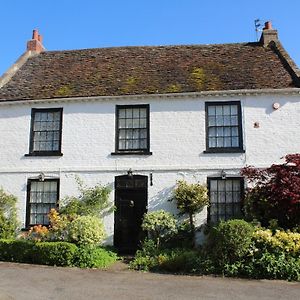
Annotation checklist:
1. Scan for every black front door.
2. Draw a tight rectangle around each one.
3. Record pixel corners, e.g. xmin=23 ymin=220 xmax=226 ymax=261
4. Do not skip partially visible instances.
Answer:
xmin=114 ymin=175 xmax=148 ymax=253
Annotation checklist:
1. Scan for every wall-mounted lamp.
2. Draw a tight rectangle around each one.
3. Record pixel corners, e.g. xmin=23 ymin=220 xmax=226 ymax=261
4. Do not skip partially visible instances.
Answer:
xmin=150 ymin=173 xmax=153 ymax=186
xmin=127 ymin=168 xmax=133 ymax=178
xmin=221 ymin=170 xmax=226 ymax=180
xmin=38 ymin=172 xmax=45 ymax=182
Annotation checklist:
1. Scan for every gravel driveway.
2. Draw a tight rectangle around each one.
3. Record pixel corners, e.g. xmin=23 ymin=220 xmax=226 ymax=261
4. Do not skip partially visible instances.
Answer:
xmin=0 ymin=262 xmax=300 ymax=300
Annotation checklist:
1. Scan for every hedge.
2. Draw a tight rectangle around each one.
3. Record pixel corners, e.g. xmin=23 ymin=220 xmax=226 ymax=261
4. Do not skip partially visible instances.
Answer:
xmin=0 ymin=239 xmax=117 ymax=268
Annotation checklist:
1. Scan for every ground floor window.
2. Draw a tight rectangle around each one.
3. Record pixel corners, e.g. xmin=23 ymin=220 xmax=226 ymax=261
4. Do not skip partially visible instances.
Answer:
xmin=208 ymin=177 xmax=243 ymax=223
xmin=26 ymin=179 xmax=59 ymax=227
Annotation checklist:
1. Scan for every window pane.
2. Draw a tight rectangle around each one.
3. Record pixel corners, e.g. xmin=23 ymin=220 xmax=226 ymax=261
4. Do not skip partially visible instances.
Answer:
xmin=140 ymin=129 xmax=147 ymax=139
xmin=216 ymin=106 xmax=223 ymax=115
xmin=216 ymin=116 xmax=223 ymax=126
xmin=208 ymin=116 xmax=216 ymax=126
xmin=119 ymin=109 xmax=126 ymax=118
xmin=119 ymin=129 xmax=126 ymax=139
xmin=224 ymin=137 xmax=231 ymax=147
xmin=232 ymin=137 xmax=239 ymax=147
xmin=140 ymin=139 xmax=147 ymax=149
xmin=209 ymin=137 xmax=216 ymax=148
xmin=119 ymin=119 xmax=126 ymax=128
xmin=223 ymin=105 xmax=230 ymax=115
xmin=133 ymin=129 xmax=139 ymax=139
xmin=208 ymin=127 xmax=216 ymax=137
xmin=133 ymin=109 xmax=140 ymax=118
xmin=126 ymin=119 xmax=132 ymax=128
xmin=208 ymin=106 xmax=216 ymax=116
xmin=119 ymin=140 xmax=125 ymax=150
xmin=140 ymin=118 xmax=147 ymax=128
xmin=126 ymin=109 xmax=133 ymax=118
xmin=231 ymin=116 xmax=238 ymax=126
xmin=133 ymin=119 xmax=140 ymax=128
xmin=231 ymin=105 xmax=238 ymax=115
xmin=140 ymin=108 xmax=147 ymax=118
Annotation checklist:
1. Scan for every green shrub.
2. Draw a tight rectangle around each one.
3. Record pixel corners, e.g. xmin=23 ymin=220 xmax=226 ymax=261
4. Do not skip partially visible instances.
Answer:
xmin=206 ymin=219 xmax=254 ymax=267
xmin=142 ymin=210 xmax=177 ymax=248
xmin=67 ymin=215 xmax=106 ymax=246
xmin=0 ymin=239 xmax=34 ymax=263
xmin=60 ymin=177 xmax=112 ymax=217
xmin=253 ymin=228 xmax=300 ymax=256
xmin=73 ymin=246 xmax=118 ymax=268
xmin=0 ymin=188 xmax=19 ymax=239
xmin=33 ymin=242 xmax=77 ymax=266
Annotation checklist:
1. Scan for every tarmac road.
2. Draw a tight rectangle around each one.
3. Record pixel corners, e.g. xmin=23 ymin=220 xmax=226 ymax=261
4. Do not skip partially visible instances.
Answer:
xmin=0 ymin=262 xmax=300 ymax=300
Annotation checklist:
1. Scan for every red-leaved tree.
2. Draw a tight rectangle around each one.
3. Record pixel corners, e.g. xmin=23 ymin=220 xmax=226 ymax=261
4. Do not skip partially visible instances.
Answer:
xmin=241 ymin=154 xmax=300 ymax=229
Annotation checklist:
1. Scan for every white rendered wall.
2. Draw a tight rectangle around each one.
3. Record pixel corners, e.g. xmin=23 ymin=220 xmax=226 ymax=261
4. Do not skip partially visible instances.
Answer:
xmin=0 ymin=93 xmax=299 ymax=243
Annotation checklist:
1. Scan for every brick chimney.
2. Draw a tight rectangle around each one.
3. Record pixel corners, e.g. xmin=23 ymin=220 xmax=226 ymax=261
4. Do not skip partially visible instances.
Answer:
xmin=26 ymin=29 xmax=45 ymax=53
xmin=260 ymin=21 xmax=278 ymax=47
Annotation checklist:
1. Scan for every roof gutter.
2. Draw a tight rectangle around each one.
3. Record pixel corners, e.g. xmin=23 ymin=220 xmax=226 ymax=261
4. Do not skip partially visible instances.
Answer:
xmin=0 ymin=88 xmax=300 ymax=106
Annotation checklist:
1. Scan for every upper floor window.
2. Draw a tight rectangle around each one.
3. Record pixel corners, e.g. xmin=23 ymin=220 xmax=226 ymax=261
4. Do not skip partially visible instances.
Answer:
xmin=114 ymin=104 xmax=151 ymax=154
xmin=26 ymin=179 xmax=59 ymax=227
xmin=29 ymin=108 xmax=63 ymax=156
xmin=208 ymin=177 xmax=243 ymax=223
xmin=205 ymin=101 xmax=243 ymax=153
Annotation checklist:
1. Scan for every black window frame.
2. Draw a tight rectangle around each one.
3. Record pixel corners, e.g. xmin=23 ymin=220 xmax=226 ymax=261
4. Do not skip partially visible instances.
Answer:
xmin=207 ymin=177 xmax=244 ymax=223
xmin=205 ymin=101 xmax=244 ymax=153
xmin=112 ymin=104 xmax=152 ymax=155
xmin=27 ymin=107 xmax=63 ymax=156
xmin=25 ymin=178 xmax=60 ymax=228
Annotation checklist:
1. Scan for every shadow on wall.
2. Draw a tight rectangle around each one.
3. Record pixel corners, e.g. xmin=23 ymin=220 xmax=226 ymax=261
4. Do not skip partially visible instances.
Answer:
xmin=148 ymin=185 xmax=178 ymax=215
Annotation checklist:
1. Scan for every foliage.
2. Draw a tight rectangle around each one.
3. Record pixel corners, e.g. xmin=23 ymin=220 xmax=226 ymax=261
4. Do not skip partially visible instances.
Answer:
xmin=67 ymin=215 xmax=106 ymax=246
xmin=253 ymin=228 xmax=300 ymax=256
xmin=33 ymin=241 xmax=77 ymax=266
xmin=47 ymin=208 xmax=76 ymax=241
xmin=0 ymin=188 xmax=19 ymax=239
xmin=142 ymin=210 xmax=177 ymax=248
xmin=0 ymin=239 xmax=34 ymax=263
xmin=173 ymin=180 xmax=209 ymax=246
xmin=60 ymin=177 xmax=112 ymax=218
xmin=73 ymin=246 xmax=118 ymax=268
xmin=241 ymin=153 xmax=300 ymax=229
xmin=206 ymin=219 xmax=254 ymax=267
xmin=130 ymin=245 xmax=199 ymax=273
xmin=24 ymin=225 xmax=50 ymax=242
xmin=0 ymin=239 xmax=117 ymax=269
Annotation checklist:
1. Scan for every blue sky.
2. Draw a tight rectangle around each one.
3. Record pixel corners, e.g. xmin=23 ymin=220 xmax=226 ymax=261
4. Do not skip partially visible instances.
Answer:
xmin=0 ymin=0 xmax=299 ymax=76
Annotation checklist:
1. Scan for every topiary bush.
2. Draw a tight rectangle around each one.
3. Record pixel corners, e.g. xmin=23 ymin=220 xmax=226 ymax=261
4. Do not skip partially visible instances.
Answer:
xmin=142 ymin=210 xmax=177 ymax=248
xmin=173 ymin=180 xmax=209 ymax=247
xmin=67 ymin=215 xmax=106 ymax=246
xmin=206 ymin=219 xmax=254 ymax=267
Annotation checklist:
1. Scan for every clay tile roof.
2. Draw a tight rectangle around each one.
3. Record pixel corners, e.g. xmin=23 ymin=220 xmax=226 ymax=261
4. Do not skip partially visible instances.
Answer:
xmin=0 ymin=42 xmax=299 ymax=101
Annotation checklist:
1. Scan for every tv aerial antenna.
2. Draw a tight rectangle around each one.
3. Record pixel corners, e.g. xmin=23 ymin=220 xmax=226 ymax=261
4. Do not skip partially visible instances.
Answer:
xmin=254 ymin=19 xmax=264 ymax=41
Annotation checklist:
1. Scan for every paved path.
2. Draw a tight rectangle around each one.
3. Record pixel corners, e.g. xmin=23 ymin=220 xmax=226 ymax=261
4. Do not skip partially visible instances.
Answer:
xmin=0 ymin=262 xmax=300 ymax=300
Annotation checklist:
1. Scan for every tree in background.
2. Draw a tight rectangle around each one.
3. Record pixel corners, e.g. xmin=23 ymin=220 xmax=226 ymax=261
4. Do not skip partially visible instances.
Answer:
xmin=241 ymin=154 xmax=300 ymax=229
xmin=0 ymin=188 xmax=19 ymax=239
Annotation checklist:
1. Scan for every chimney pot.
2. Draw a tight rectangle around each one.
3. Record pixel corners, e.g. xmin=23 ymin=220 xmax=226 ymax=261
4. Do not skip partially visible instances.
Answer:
xmin=27 ymin=29 xmax=45 ymax=53
xmin=264 ymin=21 xmax=272 ymax=30
xmin=32 ymin=29 xmax=39 ymax=40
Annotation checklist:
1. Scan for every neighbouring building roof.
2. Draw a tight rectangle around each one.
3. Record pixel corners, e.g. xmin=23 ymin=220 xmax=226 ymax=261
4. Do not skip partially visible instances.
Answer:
xmin=0 ymin=23 xmax=299 ymax=102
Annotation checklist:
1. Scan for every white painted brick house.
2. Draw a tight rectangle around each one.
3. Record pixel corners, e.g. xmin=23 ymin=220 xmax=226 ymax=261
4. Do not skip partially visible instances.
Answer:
xmin=0 ymin=22 xmax=299 ymax=251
